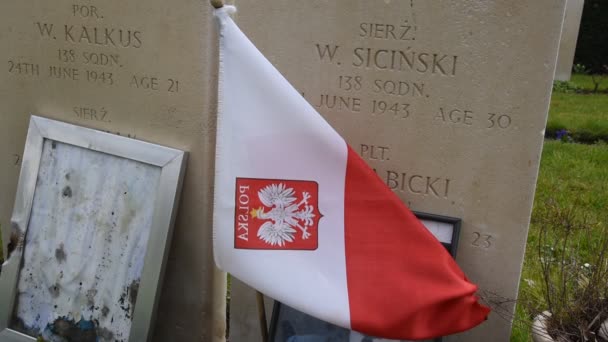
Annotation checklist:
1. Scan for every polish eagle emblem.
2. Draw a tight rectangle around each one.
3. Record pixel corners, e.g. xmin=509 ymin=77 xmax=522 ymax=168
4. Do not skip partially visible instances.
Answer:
xmin=251 ymin=183 xmax=316 ymax=247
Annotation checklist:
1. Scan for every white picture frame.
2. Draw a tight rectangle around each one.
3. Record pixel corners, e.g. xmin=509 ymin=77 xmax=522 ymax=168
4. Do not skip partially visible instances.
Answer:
xmin=0 ymin=116 xmax=187 ymax=342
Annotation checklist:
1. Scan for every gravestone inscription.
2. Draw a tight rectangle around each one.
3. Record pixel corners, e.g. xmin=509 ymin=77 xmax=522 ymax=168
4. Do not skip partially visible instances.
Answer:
xmin=230 ymin=1 xmax=566 ymax=341
xmin=0 ymin=1 xmax=224 ymax=341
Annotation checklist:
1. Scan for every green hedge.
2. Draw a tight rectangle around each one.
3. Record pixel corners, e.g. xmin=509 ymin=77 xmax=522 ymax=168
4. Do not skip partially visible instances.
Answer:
xmin=546 ymin=125 xmax=608 ymax=144
xmin=574 ymin=0 xmax=608 ymax=75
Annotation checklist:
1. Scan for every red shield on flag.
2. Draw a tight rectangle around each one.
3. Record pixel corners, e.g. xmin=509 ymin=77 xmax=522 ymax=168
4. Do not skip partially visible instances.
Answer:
xmin=234 ymin=178 xmax=322 ymax=250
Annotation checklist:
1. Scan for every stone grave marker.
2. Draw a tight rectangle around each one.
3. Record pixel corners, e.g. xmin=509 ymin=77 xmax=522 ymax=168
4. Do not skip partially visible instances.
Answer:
xmin=229 ymin=1 xmax=566 ymax=341
xmin=0 ymin=1 xmax=225 ymax=341
xmin=555 ymin=0 xmax=585 ymax=81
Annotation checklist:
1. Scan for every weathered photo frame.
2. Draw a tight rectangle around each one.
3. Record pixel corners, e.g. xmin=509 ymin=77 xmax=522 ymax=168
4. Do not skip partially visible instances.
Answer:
xmin=0 ymin=116 xmax=187 ymax=342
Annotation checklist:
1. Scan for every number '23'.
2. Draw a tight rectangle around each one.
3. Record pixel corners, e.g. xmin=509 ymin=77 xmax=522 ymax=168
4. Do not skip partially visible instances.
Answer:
xmin=472 ymin=232 xmax=492 ymax=248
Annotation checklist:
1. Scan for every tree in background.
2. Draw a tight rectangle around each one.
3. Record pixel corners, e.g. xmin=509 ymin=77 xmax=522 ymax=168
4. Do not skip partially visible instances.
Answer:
xmin=574 ymin=0 xmax=608 ymax=93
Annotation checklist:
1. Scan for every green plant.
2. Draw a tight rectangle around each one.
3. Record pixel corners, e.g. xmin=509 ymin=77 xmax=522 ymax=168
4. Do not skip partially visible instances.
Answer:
xmin=573 ymin=64 xmax=588 ymax=75
xmin=590 ymin=66 xmax=608 ymax=94
xmin=553 ymin=80 xmax=582 ymax=94
xmin=571 ymin=64 xmax=608 ymax=94
xmin=527 ymin=199 xmax=608 ymax=341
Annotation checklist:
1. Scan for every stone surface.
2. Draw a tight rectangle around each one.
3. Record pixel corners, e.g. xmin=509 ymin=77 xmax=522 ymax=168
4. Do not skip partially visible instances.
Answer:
xmin=599 ymin=318 xmax=608 ymax=340
xmin=228 ymin=278 xmax=273 ymax=342
xmin=531 ymin=312 xmax=554 ymax=342
xmin=230 ymin=1 xmax=566 ymax=341
xmin=555 ymin=0 xmax=585 ymax=81
xmin=0 ymin=1 xmax=224 ymax=341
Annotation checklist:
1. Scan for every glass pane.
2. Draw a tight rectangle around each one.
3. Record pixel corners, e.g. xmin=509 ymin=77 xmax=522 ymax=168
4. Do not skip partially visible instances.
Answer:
xmin=11 ymin=139 xmax=160 ymax=342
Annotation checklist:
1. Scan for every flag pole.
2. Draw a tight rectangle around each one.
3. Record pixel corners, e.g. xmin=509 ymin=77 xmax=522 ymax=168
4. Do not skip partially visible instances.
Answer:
xmin=212 ymin=0 xmax=267 ymax=339
xmin=256 ymin=291 xmax=269 ymax=341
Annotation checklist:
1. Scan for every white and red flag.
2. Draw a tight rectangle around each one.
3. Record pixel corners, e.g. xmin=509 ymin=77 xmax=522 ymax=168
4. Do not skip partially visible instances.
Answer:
xmin=212 ymin=6 xmax=490 ymax=340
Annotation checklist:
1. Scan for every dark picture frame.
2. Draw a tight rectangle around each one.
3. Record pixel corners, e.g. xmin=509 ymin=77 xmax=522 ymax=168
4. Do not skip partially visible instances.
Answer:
xmin=267 ymin=211 xmax=462 ymax=342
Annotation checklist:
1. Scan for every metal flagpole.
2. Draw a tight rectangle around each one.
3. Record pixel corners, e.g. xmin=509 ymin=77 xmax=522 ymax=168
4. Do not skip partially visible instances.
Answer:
xmin=256 ymin=291 xmax=269 ymax=341
xmin=210 ymin=0 xmax=268 ymax=340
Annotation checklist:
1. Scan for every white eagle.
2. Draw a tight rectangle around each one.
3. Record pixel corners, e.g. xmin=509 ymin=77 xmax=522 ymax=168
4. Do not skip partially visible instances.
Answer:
xmin=251 ymin=183 xmax=316 ymax=246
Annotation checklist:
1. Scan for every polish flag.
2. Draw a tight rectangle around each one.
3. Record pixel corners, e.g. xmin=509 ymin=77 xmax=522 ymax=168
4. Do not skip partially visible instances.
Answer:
xmin=212 ymin=6 xmax=490 ymax=340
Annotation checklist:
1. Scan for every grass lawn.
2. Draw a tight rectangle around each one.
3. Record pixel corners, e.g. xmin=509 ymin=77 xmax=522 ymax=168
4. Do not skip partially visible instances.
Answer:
xmin=511 ymin=140 xmax=608 ymax=341
xmin=514 ymin=76 xmax=608 ymax=342
xmin=569 ymin=74 xmax=608 ymax=93
xmin=532 ymin=141 xmax=608 ymax=214
xmin=547 ymin=75 xmax=608 ymax=143
xmin=548 ymin=93 xmax=608 ymax=142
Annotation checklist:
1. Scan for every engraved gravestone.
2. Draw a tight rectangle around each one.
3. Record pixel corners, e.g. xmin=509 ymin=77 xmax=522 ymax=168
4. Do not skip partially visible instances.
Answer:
xmin=555 ymin=0 xmax=585 ymax=81
xmin=0 ymin=1 xmax=224 ymax=341
xmin=229 ymin=1 xmax=566 ymax=341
